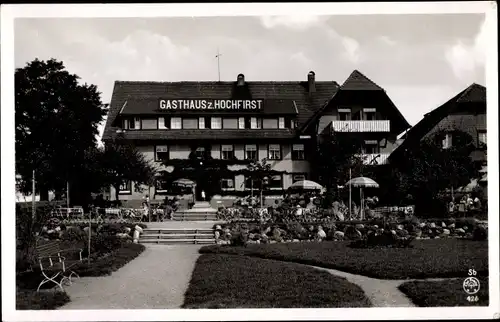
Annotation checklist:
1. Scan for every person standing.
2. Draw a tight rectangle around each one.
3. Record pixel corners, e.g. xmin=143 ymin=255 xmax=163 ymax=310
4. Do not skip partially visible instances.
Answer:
xmin=201 ymin=190 xmax=206 ymax=201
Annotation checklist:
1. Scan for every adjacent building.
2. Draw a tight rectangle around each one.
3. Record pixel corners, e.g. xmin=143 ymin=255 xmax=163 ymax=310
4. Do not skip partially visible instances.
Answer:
xmin=388 ymin=83 xmax=487 ymax=196
xmin=102 ymin=70 xmax=411 ymax=204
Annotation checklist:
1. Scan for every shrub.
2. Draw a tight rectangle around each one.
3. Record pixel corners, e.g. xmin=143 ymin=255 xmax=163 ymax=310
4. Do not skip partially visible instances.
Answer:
xmin=87 ymin=233 xmax=123 ymax=257
xmin=60 ymin=226 xmax=87 ymax=243
xmin=17 ymin=289 xmax=70 ymax=310
xmin=472 ymin=225 xmax=487 ymax=241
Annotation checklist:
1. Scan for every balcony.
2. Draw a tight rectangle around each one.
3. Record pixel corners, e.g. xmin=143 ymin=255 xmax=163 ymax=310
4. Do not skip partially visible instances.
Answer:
xmin=331 ymin=120 xmax=390 ymax=132
xmin=356 ymin=153 xmax=390 ymax=165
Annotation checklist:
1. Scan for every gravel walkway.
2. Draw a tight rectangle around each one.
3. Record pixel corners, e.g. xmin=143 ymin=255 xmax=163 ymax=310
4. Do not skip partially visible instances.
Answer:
xmin=59 ymin=244 xmax=202 ymax=309
xmin=311 ymin=266 xmax=415 ymax=307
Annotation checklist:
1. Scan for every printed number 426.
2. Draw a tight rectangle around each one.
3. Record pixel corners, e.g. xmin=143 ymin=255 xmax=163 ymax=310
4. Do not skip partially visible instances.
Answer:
xmin=467 ymin=296 xmax=479 ymax=302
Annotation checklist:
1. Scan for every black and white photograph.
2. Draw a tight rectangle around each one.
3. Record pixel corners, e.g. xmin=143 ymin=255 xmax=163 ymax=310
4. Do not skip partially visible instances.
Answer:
xmin=1 ymin=2 xmax=498 ymax=321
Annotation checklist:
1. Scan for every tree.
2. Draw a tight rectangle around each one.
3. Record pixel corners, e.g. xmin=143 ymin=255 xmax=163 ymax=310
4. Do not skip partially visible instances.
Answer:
xmin=99 ymin=137 xmax=158 ymax=202
xmin=390 ymin=130 xmax=481 ymax=215
xmin=15 ymin=58 xmax=107 ymax=201
xmin=313 ymin=131 xmax=366 ymax=194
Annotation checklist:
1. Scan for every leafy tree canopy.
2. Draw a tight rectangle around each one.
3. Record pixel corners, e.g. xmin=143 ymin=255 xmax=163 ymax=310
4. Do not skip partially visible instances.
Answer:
xmin=15 ymin=58 xmax=107 ymax=199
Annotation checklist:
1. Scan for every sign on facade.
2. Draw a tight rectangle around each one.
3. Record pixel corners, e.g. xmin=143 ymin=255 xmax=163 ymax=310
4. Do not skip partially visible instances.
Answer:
xmin=159 ymin=99 xmax=263 ymax=111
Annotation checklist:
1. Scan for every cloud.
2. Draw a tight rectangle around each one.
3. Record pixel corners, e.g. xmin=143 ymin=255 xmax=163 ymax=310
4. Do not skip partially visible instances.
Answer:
xmin=341 ymin=37 xmax=361 ymax=64
xmin=259 ymin=16 xmax=328 ymax=30
xmin=445 ymin=18 xmax=486 ymax=81
xmin=379 ymin=36 xmax=397 ymax=46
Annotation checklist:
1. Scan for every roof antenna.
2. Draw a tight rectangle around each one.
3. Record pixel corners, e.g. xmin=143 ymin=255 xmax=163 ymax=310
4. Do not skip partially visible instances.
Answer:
xmin=215 ymin=48 xmax=222 ymax=82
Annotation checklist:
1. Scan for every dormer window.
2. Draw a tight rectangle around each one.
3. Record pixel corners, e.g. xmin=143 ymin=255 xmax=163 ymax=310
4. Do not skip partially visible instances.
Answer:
xmin=442 ymin=133 xmax=453 ymax=149
xmin=123 ymin=117 xmax=140 ymax=130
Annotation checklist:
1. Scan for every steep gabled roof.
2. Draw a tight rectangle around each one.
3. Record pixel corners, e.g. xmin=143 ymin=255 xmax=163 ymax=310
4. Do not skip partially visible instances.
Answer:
xmin=389 ymin=83 xmax=486 ymax=161
xmin=102 ymin=80 xmax=339 ymax=141
xmin=456 ymin=83 xmax=486 ymax=104
xmin=340 ymin=70 xmax=384 ymax=91
xmin=301 ymin=70 xmax=410 ymax=133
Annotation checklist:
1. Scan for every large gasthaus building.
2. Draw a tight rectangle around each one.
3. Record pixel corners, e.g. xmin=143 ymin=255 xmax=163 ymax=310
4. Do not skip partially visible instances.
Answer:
xmin=102 ymin=70 xmax=410 ymax=206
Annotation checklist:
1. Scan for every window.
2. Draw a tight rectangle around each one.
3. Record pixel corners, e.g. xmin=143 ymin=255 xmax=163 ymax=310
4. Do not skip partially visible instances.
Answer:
xmin=262 ymin=118 xmax=278 ymax=129
xmin=124 ymin=118 xmax=138 ymax=130
xmin=155 ymin=178 xmax=169 ymax=193
xmin=279 ymin=117 xmax=286 ymax=129
xmin=171 ymin=117 xmax=182 ymax=129
xmin=158 ymin=117 xmax=168 ymax=129
xmin=221 ymin=178 xmax=235 ymax=191
xmin=292 ymin=173 xmax=307 ymax=183
xmin=221 ymin=145 xmax=234 ymax=160
xmin=222 ymin=118 xmax=238 ymax=129
xmin=268 ymin=175 xmax=283 ymax=190
xmin=364 ymin=141 xmax=379 ymax=154
xmin=292 ymin=144 xmax=305 ymax=160
xmin=442 ymin=133 xmax=453 ymax=149
xmin=338 ymin=108 xmax=351 ymax=121
xmin=268 ymin=144 xmax=281 ymax=160
xmin=363 ymin=108 xmax=377 ymax=121
xmin=141 ymin=118 xmax=156 ymax=130
xmin=134 ymin=117 xmax=141 ymax=129
xmin=199 ymin=117 xmax=205 ymax=129
xmin=244 ymin=177 xmax=259 ymax=190
xmin=251 ymin=117 xmax=261 ymax=129
xmin=238 ymin=117 xmax=245 ymax=129
xmin=194 ymin=147 xmax=206 ymax=159
xmin=211 ymin=117 xmax=222 ymax=129
xmin=245 ymin=144 xmax=258 ymax=160
xmin=478 ymin=131 xmax=487 ymax=146
xmin=182 ymin=118 xmax=198 ymax=129
xmin=155 ymin=145 xmax=169 ymax=162
xmin=118 ymin=181 xmax=131 ymax=194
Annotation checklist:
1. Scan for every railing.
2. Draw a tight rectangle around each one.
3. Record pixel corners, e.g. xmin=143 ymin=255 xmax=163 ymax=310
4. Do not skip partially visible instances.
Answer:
xmin=50 ymin=207 xmax=84 ymax=218
xmin=359 ymin=153 xmax=390 ymax=165
xmin=331 ymin=120 xmax=390 ymax=132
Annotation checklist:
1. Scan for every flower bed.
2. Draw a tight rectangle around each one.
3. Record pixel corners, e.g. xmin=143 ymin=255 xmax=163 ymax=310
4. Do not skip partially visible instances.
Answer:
xmin=212 ymin=217 xmax=487 ymax=246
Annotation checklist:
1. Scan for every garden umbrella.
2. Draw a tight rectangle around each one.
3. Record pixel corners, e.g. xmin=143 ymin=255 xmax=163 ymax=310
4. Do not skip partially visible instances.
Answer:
xmin=288 ymin=180 xmax=323 ymax=191
xmin=173 ymin=178 xmax=195 ymax=187
xmin=345 ymin=177 xmax=379 ymax=220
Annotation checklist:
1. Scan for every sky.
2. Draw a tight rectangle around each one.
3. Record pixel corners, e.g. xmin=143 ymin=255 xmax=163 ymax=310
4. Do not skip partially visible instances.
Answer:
xmin=14 ymin=14 xmax=487 ymax=143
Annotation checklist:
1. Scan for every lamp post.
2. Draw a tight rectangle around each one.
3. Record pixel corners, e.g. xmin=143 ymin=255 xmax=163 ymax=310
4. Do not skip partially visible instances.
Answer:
xmin=260 ymin=176 xmax=269 ymax=209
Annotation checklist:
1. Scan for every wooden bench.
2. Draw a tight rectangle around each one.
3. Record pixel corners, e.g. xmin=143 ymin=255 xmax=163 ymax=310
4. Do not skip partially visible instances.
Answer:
xmin=35 ymin=239 xmax=85 ymax=292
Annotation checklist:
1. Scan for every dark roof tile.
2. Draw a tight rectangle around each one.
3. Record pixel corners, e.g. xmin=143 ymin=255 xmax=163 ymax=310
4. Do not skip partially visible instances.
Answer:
xmin=103 ymin=80 xmax=339 ymax=141
xmin=340 ymin=70 xmax=384 ymax=91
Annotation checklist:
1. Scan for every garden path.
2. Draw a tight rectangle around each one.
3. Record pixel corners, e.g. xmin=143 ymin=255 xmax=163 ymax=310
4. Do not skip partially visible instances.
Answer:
xmin=311 ymin=266 xmax=415 ymax=307
xmin=59 ymin=244 xmax=202 ymax=309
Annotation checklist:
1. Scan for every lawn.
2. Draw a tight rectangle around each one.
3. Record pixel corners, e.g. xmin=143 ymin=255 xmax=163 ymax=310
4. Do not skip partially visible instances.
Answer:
xmin=183 ymin=254 xmax=371 ymax=308
xmin=16 ymin=289 xmax=71 ymax=310
xmin=399 ymin=277 xmax=489 ymax=307
xmin=200 ymin=239 xmax=488 ymax=280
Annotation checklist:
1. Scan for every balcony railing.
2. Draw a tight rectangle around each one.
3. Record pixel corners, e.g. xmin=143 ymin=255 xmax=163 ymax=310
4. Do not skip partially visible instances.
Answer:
xmin=331 ymin=120 xmax=390 ymax=132
xmin=356 ymin=153 xmax=390 ymax=165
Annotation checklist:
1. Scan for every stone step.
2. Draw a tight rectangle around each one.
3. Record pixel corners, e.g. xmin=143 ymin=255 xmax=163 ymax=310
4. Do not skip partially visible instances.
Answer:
xmin=142 ymin=229 xmax=213 ymax=235
xmin=173 ymin=214 xmax=218 ymax=221
xmin=141 ymin=233 xmax=214 ymax=239
xmin=140 ymin=238 xmax=215 ymax=245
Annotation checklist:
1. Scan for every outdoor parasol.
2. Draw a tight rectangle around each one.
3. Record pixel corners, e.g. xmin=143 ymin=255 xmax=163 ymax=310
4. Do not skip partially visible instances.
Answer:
xmin=288 ymin=180 xmax=323 ymax=191
xmin=345 ymin=177 xmax=379 ymax=220
xmin=173 ymin=178 xmax=195 ymax=187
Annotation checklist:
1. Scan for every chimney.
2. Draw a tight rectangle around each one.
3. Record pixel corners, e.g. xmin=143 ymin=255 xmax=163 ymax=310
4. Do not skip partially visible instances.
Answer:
xmin=308 ymin=71 xmax=316 ymax=94
xmin=237 ymin=73 xmax=245 ymax=86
